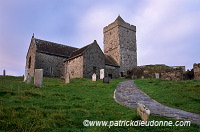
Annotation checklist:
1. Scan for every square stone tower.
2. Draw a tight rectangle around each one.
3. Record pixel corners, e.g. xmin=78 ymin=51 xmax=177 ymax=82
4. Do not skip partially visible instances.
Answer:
xmin=103 ymin=16 xmax=137 ymax=77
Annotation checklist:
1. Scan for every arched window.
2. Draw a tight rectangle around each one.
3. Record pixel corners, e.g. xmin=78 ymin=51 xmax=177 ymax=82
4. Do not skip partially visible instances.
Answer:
xmin=28 ymin=56 xmax=31 ymax=69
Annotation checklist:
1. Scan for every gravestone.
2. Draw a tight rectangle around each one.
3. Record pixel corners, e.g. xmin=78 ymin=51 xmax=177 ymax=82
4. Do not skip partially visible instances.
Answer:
xmin=92 ymin=73 xmax=96 ymax=81
xmin=26 ymin=73 xmax=32 ymax=83
xmin=23 ymin=69 xmax=29 ymax=82
xmin=65 ymin=72 xmax=70 ymax=84
xmin=34 ymin=69 xmax=43 ymax=88
xmin=100 ymin=69 xmax=104 ymax=79
xmin=3 ymin=70 xmax=5 ymax=76
xmin=155 ymin=73 xmax=160 ymax=79
xmin=103 ymin=77 xmax=110 ymax=83
xmin=137 ymin=102 xmax=150 ymax=122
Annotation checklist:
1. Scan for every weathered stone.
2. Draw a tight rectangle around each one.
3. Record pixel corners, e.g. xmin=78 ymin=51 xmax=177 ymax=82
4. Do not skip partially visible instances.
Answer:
xmin=65 ymin=72 xmax=70 ymax=84
xmin=26 ymin=73 xmax=32 ymax=83
xmin=66 ymin=41 xmax=105 ymax=79
xmin=100 ymin=69 xmax=104 ymax=79
xmin=92 ymin=73 xmax=96 ymax=81
xmin=23 ymin=69 xmax=29 ymax=82
xmin=161 ymin=68 xmax=183 ymax=81
xmin=171 ymin=66 xmax=185 ymax=72
xmin=137 ymin=102 xmax=150 ymax=122
xmin=194 ymin=63 xmax=200 ymax=80
xmin=105 ymin=65 xmax=120 ymax=79
xmin=103 ymin=77 xmax=110 ymax=83
xmin=25 ymin=16 xmax=137 ymax=79
xmin=25 ymin=37 xmax=77 ymax=78
xmin=34 ymin=69 xmax=43 ymax=87
xmin=155 ymin=73 xmax=159 ymax=79
xmin=104 ymin=16 xmax=137 ymax=77
xmin=3 ymin=70 xmax=5 ymax=76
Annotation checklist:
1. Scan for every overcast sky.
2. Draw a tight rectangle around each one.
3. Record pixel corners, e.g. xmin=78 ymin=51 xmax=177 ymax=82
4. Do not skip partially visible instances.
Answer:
xmin=0 ymin=0 xmax=200 ymax=76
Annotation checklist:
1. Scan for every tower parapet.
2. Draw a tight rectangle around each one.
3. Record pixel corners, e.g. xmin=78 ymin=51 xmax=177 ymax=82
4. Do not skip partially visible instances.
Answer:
xmin=103 ymin=16 xmax=136 ymax=33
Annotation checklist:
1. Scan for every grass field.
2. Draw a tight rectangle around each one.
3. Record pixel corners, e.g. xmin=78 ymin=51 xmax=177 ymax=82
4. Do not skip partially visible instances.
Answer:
xmin=0 ymin=76 xmax=199 ymax=131
xmin=135 ymin=79 xmax=200 ymax=115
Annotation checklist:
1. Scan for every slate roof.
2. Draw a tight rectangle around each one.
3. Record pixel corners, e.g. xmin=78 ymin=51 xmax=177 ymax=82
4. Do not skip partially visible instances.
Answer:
xmin=104 ymin=54 xmax=119 ymax=67
xmin=34 ymin=37 xmax=120 ymax=67
xmin=34 ymin=38 xmax=78 ymax=58
xmin=67 ymin=40 xmax=97 ymax=60
xmin=115 ymin=15 xmax=125 ymax=23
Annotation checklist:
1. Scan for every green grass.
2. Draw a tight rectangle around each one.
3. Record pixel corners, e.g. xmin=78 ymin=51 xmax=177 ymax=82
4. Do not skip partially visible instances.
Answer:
xmin=0 ymin=76 xmax=199 ymax=131
xmin=135 ymin=79 xmax=200 ymax=115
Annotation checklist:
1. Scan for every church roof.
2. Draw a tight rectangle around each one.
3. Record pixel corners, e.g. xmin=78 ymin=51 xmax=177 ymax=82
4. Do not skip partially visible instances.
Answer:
xmin=67 ymin=40 xmax=97 ymax=60
xmin=115 ymin=15 xmax=125 ymax=23
xmin=104 ymin=55 xmax=119 ymax=67
xmin=34 ymin=38 xmax=78 ymax=58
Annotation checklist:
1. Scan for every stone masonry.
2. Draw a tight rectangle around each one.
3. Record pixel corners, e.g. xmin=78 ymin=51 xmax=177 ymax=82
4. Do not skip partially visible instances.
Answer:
xmin=193 ymin=63 xmax=200 ymax=80
xmin=35 ymin=52 xmax=66 ymax=77
xmin=66 ymin=56 xmax=84 ymax=78
xmin=83 ymin=41 xmax=105 ymax=79
xmin=26 ymin=16 xmax=137 ymax=79
xmin=104 ymin=16 xmax=137 ymax=77
xmin=26 ymin=36 xmax=77 ymax=78
xmin=161 ymin=68 xmax=183 ymax=81
xmin=26 ymin=38 xmax=36 ymax=77
xmin=66 ymin=40 xmax=105 ymax=79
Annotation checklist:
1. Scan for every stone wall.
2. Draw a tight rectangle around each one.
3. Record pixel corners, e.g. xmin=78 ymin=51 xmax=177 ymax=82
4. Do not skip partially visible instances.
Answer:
xmin=161 ymin=68 xmax=183 ymax=81
xmin=35 ymin=52 xmax=66 ymax=77
xmin=104 ymin=25 xmax=120 ymax=65
xmin=119 ymin=25 xmax=137 ymax=75
xmin=66 ymin=56 xmax=84 ymax=78
xmin=25 ymin=38 xmax=36 ymax=77
xmin=83 ymin=43 xmax=105 ymax=79
xmin=193 ymin=63 xmax=200 ymax=80
xmin=103 ymin=16 xmax=137 ymax=77
xmin=105 ymin=65 xmax=120 ymax=78
xmin=171 ymin=66 xmax=186 ymax=72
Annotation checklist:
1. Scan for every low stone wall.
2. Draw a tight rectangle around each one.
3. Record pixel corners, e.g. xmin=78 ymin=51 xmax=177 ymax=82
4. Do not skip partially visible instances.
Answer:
xmin=105 ymin=65 xmax=120 ymax=78
xmin=193 ymin=63 xmax=200 ymax=80
xmin=161 ymin=68 xmax=183 ymax=81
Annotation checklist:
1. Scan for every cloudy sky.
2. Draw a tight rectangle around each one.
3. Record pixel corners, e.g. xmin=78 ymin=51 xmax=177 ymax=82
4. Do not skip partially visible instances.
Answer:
xmin=0 ymin=0 xmax=200 ymax=76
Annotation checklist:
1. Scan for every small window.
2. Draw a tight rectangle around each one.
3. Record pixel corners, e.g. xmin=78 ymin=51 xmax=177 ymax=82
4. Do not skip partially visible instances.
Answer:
xmin=28 ymin=56 xmax=31 ymax=69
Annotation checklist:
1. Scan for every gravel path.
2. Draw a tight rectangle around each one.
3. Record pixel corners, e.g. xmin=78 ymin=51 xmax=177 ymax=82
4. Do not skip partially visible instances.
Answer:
xmin=114 ymin=80 xmax=200 ymax=125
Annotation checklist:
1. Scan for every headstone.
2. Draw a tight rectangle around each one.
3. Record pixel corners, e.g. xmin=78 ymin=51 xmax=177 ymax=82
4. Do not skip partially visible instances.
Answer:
xmin=92 ymin=73 xmax=96 ymax=81
xmin=3 ymin=70 xmax=5 ymax=76
xmin=26 ymin=73 xmax=32 ymax=83
xmin=34 ymin=69 xmax=43 ymax=88
xmin=155 ymin=73 xmax=160 ymax=79
xmin=23 ymin=69 xmax=29 ymax=82
xmin=65 ymin=72 xmax=70 ymax=84
xmin=100 ymin=69 xmax=104 ymax=79
xmin=137 ymin=102 xmax=150 ymax=122
xmin=103 ymin=77 xmax=109 ymax=83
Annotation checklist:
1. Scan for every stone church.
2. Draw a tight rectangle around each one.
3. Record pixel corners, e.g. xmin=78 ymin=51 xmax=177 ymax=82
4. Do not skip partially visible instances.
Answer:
xmin=25 ymin=16 xmax=137 ymax=79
